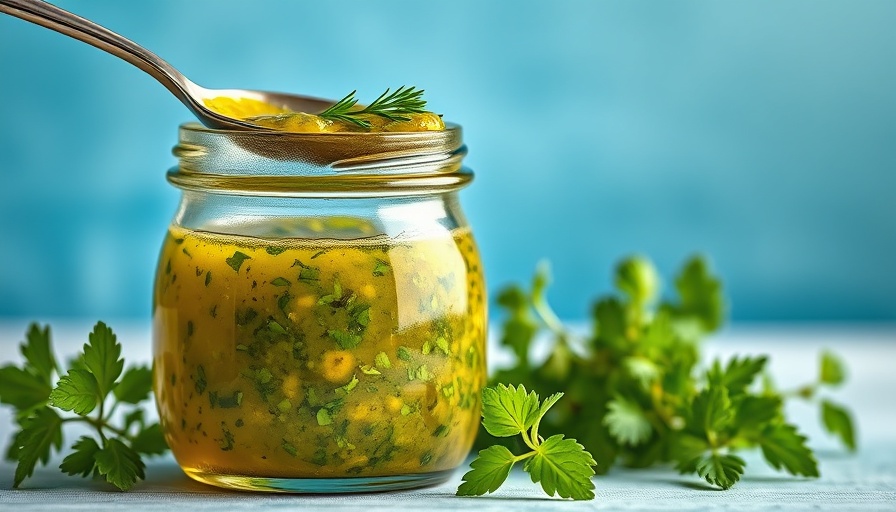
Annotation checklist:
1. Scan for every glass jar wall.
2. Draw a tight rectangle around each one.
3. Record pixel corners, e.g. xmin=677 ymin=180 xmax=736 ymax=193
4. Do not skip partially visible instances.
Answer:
xmin=152 ymin=123 xmax=486 ymax=492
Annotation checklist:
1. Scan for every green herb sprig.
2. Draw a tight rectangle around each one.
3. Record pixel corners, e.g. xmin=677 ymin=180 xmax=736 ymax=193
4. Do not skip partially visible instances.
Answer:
xmin=318 ymin=86 xmax=428 ymax=129
xmin=477 ymin=255 xmax=856 ymax=491
xmin=0 ymin=322 xmax=167 ymax=490
xmin=457 ymin=384 xmax=596 ymax=500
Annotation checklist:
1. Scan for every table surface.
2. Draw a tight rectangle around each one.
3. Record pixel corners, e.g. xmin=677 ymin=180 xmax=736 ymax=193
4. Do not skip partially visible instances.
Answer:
xmin=0 ymin=320 xmax=894 ymax=511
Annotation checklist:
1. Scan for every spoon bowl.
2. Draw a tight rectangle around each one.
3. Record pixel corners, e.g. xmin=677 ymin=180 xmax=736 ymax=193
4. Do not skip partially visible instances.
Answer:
xmin=0 ymin=0 xmax=331 ymax=130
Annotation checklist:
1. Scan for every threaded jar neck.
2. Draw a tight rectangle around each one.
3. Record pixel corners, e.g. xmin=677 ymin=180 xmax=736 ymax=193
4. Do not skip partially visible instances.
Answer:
xmin=168 ymin=123 xmax=471 ymax=197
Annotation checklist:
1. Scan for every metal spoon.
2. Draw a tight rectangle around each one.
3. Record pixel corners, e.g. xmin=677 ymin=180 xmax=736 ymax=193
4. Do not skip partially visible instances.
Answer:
xmin=0 ymin=0 xmax=330 ymax=130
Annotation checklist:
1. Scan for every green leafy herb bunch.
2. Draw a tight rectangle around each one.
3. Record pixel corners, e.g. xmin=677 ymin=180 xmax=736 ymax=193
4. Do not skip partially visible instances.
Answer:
xmin=0 ymin=322 xmax=168 ymax=490
xmin=477 ymin=255 xmax=856 ymax=490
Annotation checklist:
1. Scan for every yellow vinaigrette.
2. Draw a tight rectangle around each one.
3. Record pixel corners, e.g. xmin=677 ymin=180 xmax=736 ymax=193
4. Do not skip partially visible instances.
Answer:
xmin=153 ymin=224 xmax=486 ymax=479
xmin=203 ymin=96 xmax=445 ymax=133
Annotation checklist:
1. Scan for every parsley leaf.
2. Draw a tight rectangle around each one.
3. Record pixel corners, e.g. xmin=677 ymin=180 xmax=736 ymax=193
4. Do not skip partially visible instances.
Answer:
xmin=603 ymin=396 xmax=652 ymax=446
xmin=458 ymin=385 xmax=595 ymax=500
xmin=131 ymin=424 xmax=169 ymax=456
xmin=49 ymin=369 xmax=100 ymax=415
xmin=820 ymin=351 xmax=846 ymax=386
xmin=695 ymin=453 xmax=745 ymax=490
xmin=95 ymin=438 xmax=146 ymax=491
xmin=481 ymin=383 xmax=540 ymax=437
xmin=12 ymin=407 xmax=63 ymax=487
xmin=81 ymin=321 xmax=123 ymax=398
xmin=225 ymin=251 xmax=251 ymax=272
xmin=821 ymin=399 xmax=856 ymax=451
xmin=525 ymin=435 xmax=597 ymax=500
xmin=113 ymin=366 xmax=153 ymax=404
xmin=60 ymin=436 xmax=101 ymax=477
xmin=0 ymin=365 xmax=51 ymax=411
xmin=457 ymin=445 xmax=516 ymax=496
xmin=21 ymin=323 xmax=58 ymax=386
xmin=758 ymin=423 xmax=819 ymax=477
xmin=1 ymin=322 xmax=170 ymax=491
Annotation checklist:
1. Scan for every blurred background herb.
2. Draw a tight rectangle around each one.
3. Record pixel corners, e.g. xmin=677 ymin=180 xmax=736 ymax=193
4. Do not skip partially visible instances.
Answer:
xmin=479 ymin=255 xmax=856 ymax=489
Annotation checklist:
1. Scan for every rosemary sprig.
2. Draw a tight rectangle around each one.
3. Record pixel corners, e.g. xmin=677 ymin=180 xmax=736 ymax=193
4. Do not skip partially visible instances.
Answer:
xmin=318 ymin=86 xmax=428 ymax=129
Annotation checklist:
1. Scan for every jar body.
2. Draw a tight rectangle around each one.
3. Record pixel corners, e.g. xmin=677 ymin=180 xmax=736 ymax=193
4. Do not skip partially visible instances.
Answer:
xmin=152 ymin=191 xmax=486 ymax=492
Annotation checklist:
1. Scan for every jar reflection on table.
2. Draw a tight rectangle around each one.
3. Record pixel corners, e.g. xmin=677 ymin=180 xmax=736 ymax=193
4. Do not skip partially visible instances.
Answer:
xmin=152 ymin=123 xmax=486 ymax=492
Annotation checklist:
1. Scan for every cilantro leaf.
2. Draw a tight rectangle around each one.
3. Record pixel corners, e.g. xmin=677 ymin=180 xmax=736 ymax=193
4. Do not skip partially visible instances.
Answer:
xmin=695 ymin=453 xmax=745 ymax=490
xmin=49 ymin=369 xmax=101 ymax=415
xmin=456 ymin=445 xmax=516 ymax=496
xmin=0 ymin=365 xmax=52 ymax=411
xmin=525 ymin=434 xmax=597 ymax=500
xmin=758 ymin=423 xmax=819 ymax=477
xmin=59 ymin=436 xmax=101 ymax=477
xmin=113 ymin=366 xmax=153 ymax=404
xmin=821 ymin=400 xmax=856 ymax=451
xmin=735 ymin=395 xmax=782 ymax=429
xmin=687 ymin=383 xmax=732 ymax=438
xmin=496 ymin=286 xmax=538 ymax=367
xmin=225 ymin=251 xmax=251 ymax=272
xmin=95 ymin=438 xmax=146 ymax=491
xmin=615 ymin=256 xmax=659 ymax=306
xmin=665 ymin=256 xmax=724 ymax=333
xmin=820 ymin=351 xmax=845 ymax=386
xmin=12 ymin=407 xmax=63 ymax=487
xmin=82 ymin=321 xmax=124 ymax=398
xmin=604 ymin=396 xmax=652 ymax=446
xmin=481 ymin=384 xmax=540 ymax=437
xmin=592 ymin=297 xmax=627 ymax=347
xmin=709 ymin=356 xmax=767 ymax=396
xmin=462 ymin=385 xmax=596 ymax=500
xmin=131 ymin=423 xmax=169 ymax=456
xmin=21 ymin=323 xmax=58 ymax=385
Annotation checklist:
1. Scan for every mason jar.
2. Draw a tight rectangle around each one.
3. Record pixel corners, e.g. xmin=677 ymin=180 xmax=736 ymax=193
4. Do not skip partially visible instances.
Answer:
xmin=152 ymin=121 xmax=486 ymax=492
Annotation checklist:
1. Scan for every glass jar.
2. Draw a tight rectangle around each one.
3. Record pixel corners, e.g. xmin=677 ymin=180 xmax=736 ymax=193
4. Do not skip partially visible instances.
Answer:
xmin=152 ymin=122 xmax=486 ymax=493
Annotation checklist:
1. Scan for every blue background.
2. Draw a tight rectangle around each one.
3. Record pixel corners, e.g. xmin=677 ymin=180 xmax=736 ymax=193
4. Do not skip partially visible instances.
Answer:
xmin=1 ymin=0 xmax=894 ymax=323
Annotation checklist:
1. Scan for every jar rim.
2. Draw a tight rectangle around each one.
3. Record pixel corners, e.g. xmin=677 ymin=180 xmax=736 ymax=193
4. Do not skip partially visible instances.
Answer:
xmin=169 ymin=122 xmax=471 ymax=197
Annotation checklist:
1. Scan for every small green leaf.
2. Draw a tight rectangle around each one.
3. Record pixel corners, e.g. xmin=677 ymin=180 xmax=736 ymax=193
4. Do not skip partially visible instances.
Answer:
xmin=592 ymin=298 xmax=627 ymax=346
xmin=481 ymin=384 xmax=540 ymax=438
xmin=709 ymin=356 xmax=767 ymax=396
xmin=524 ymin=434 xmax=597 ymax=500
xmin=94 ymin=438 xmax=146 ymax=491
xmin=820 ymin=351 xmax=846 ymax=386
xmin=12 ymin=407 xmax=63 ymax=488
xmin=49 ymin=369 xmax=100 ymax=415
xmin=59 ymin=436 xmax=100 ymax=477
xmin=666 ymin=256 xmax=725 ymax=333
xmin=271 ymin=277 xmax=291 ymax=287
xmin=317 ymin=408 xmax=333 ymax=426
xmin=604 ymin=396 xmax=653 ymax=446
xmin=821 ymin=400 xmax=856 ymax=451
xmin=225 ymin=251 xmax=251 ymax=272
xmin=82 ymin=321 xmax=124 ymax=398
xmin=0 ymin=365 xmax=52 ymax=411
xmin=21 ymin=323 xmax=58 ymax=386
xmin=687 ymin=383 xmax=732 ymax=438
xmin=695 ymin=453 xmax=745 ymax=490
xmin=456 ymin=445 xmax=516 ymax=497
xmin=372 ymin=259 xmax=391 ymax=277
xmin=735 ymin=395 xmax=782 ymax=429
xmin=758 ymin=423 xmax=819 ymax=477
xmin=615 ymin=256 xmax=659 ymax=305
xmin=328 ymin=329 xmax=362 ymax=349
xmin=113 ymin=366 xmax=153 ymax=404
xmin=131 ymin=423 xmax=169 ymax=456
xmin=374 ymin=352 xmax=392 ymax=369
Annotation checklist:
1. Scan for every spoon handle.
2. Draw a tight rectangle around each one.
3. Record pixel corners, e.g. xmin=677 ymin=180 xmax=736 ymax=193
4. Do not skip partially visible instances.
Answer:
xmin=0 ymin=0 xmax=200 ymax=105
